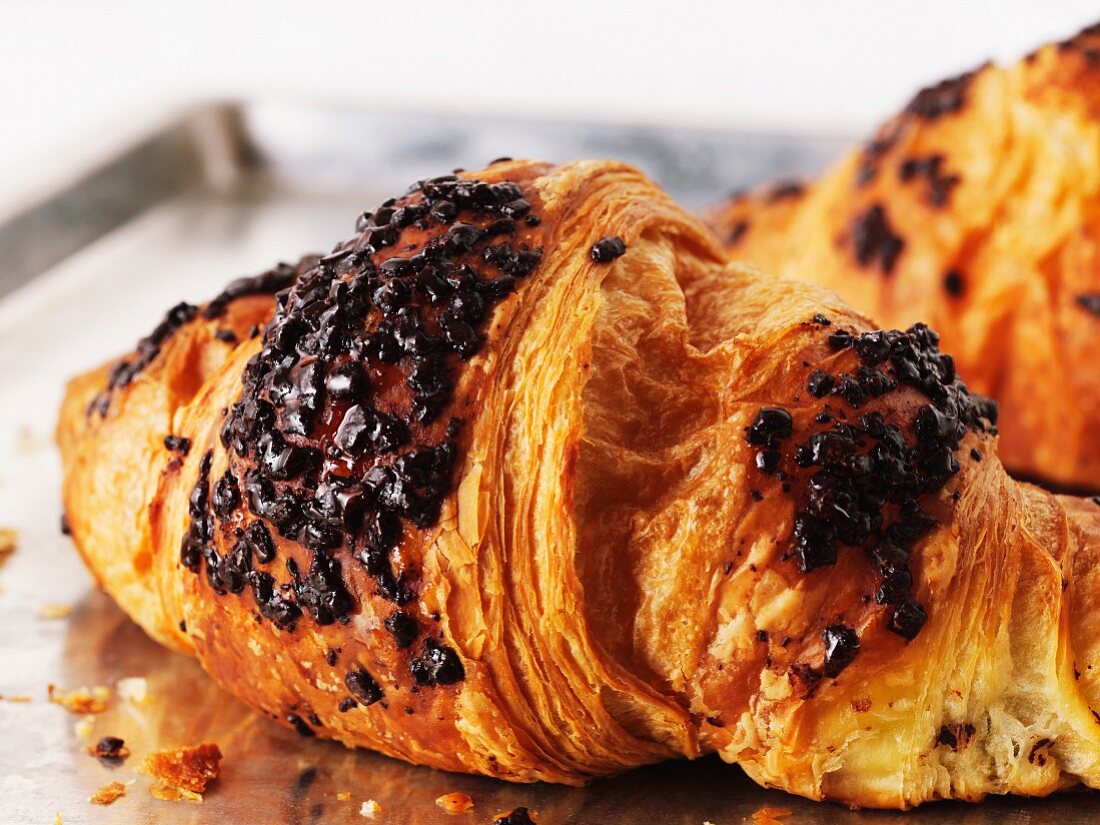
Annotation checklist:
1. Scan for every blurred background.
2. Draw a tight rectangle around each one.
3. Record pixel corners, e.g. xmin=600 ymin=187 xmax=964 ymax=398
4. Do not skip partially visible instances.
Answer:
xmin=4 ymin=0 xmax=1100 ymax=199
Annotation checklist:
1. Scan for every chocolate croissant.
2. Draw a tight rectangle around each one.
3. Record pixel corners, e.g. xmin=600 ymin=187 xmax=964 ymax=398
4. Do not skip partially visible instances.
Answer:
xmin=58 ymin=159 xmax=1100 ymax=808
xmin=703 ymin=24 xmax=1100 ymax=490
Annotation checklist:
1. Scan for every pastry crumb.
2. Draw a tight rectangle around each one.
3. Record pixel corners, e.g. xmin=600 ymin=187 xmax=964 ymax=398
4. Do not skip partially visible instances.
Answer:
xmin=0 ymin=528 xmax=16 ymax=560
xmin=140 ymin=743 xmax=222 ymax=801
xmin=337 ymin=791 xmax=351 ymax=801
xmin=359 ymin=799 xmax=382 ymax=818
xmin=436 ymin=791 xmax=474 ymax=813
xmin=0 ymin=694 xmax=31 ymax=703
xmin=74 ymin=715 xmax=96 ymax=738
xmin=53 ymin=813 xmax=62 ymax=825
xmin=89 ymin=780 xmax=127 ymax=805
xmin=752 ymin=808 xmax=793 ymax=824
xmin=49 ymin=684 xmax=110 ymax=714
xmin=37 ymin=603 xmax=72 ymax=620
xmin=116 ymin=676 xmax=149 ymax=706
xmin=149 ymin=784 xmax=203 ymax=803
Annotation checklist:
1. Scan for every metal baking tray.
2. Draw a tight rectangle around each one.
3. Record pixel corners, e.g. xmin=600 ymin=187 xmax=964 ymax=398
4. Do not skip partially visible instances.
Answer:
xmin=0 ymin=101 xmax=1086 ymax=823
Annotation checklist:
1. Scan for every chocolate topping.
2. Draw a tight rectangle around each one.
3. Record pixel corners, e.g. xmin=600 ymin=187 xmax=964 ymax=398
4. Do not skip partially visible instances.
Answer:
xmin=89 ymin=257 xmax=313 ymax=418
xmin=173 ymin=171 xmax=545 ymax=695
xmin=202 ymin=259 xmax=308 ymax=320
xmin=88 ymin=302 xmax=198 ymax=416
xmin=748 ymin=322 xmax=996 ymax=669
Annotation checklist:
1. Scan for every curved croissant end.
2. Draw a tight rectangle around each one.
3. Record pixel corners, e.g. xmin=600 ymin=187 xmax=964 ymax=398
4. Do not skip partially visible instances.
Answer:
xmin=703 ymin=23 xmax=1100 ymax=491
xmin=59 ymin=158 xmax=1100 ymax=807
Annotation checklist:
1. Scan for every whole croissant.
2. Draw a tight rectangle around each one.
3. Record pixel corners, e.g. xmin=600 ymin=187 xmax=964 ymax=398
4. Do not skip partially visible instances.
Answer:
xmin=58 ymin=159 xmax=1100 ymax=809
xmin=703 ymin=24 xmax=1100 ymax=490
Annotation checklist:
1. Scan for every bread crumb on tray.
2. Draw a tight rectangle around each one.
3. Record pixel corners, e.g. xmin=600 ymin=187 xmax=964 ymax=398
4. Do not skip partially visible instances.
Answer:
xmin=116 ymin=676 xmax=149 ymax=706
xmin=89 ymin=780 xmax=128 ymax=805
xmin=436 ymin=791 xmax=475 ymax=813
xmin=0 ymin=528 xmax=16 ymax=561
xmin=140 ymin=743 xmax=222 ymax=802
xmin=48 ymin=684 xmax=110 ymax=714
xmin=37 ymin=603 xmax=72 ymax=620
xmin=359 ymin=799 xmax=382 ymax=818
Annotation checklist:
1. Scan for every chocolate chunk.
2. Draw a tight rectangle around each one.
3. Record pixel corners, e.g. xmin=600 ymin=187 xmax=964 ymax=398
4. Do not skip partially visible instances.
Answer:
xmin=590 ymin=236 xmax=627 ymax=263
xmin=1076 ymin=293 xmax=1100 ymax=316
xmin=766 ymin=180 xmax=805 ymax=202
xmin=807 ymin=370 xmax=835 ymax=397
xmin=286 ymin=713 xmax=315 ymax=737
xmin=345 ymin=668 xmax=384 ymax=706
xmin=248 ymin=570 xmax=301 ymax=628
xmin=793 ymin=513 xmax=838 ymax=572
xmin=325 ymin=361 xmax=368 ymax=400
xmin=89 ymin=302 xmax=199 ymax=416
xmin=821 ymin=624 xmax=860 ymax=677
xmin=203 ymin=260 xmax=302 ymax=320
xmin=888 ymin=599 xmax=927 ymax=640
xmin=242 ymin=520 xmax=276 ymax=564
xmin=905 ymin=68 xmax=979 ymax=120
xmin=409 ymin=639 xmax=465 ymax=686
xmin=898 ymin=154 xmax=959 ymax=207
xmin=164 ymin=435 xmax=191 ymax=455
xmin=92 ymin=736 xmax=127 ymax=759
xmin=851 ymin=205 xmax=904 ymax=275
xmin=746 ymin=408 xmax=793 ymax=446
xmin=213 ymin=470 xmax=241 ymax=519
xmin=726 ymin=219 xmax=749 ymax=245
xmin=384 ymin=612 xmax=419 ymax=648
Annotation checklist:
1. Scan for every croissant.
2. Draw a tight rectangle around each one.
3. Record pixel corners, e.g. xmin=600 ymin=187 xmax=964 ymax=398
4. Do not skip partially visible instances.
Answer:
xmin=57 ymin=158 xmax=1100 ymax=809
xmin=703 ymin=24 xmax=1100 ymax=491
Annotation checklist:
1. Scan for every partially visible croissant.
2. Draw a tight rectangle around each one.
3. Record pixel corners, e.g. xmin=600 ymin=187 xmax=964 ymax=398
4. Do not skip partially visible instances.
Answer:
xmin=58 ymin=158 xmax=1100 ymax=808
xmin=703 ymin=23 xmax=1100 ymax=490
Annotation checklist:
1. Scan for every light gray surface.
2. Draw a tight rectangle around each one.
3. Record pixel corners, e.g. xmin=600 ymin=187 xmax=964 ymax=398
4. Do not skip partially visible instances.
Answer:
xmin=0 ymin=102 xmax=1088 ymax=823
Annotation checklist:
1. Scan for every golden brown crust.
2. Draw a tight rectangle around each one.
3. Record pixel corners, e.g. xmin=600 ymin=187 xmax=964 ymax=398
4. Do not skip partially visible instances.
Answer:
xmin=703 ymin=26 xmax=1100 ymax=489
xmin=58 ymin=159 xmax=1100 ymax=807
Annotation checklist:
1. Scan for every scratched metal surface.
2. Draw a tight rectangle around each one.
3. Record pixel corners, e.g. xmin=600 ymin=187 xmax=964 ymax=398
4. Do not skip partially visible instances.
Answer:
xmin=0 ymin=102 xmax=1088 ymax=823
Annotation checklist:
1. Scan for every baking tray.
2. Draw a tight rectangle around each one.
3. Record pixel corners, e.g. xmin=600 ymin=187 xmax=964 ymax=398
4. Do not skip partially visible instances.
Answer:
xmin=0 ymin=101 xmax=1087 ymax=824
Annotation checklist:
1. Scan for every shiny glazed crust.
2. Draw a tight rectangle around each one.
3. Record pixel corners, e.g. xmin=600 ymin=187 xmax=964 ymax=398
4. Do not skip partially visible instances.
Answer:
xmin=58 ymin=159 xmax=1100 ymax=808
xmin=703 ymin=25 xmax=1100 ymax=490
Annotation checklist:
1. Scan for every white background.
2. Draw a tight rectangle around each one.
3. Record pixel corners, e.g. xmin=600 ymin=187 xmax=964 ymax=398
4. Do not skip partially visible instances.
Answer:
xmin=3 ymin=1 xmax=1100 ymax=196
